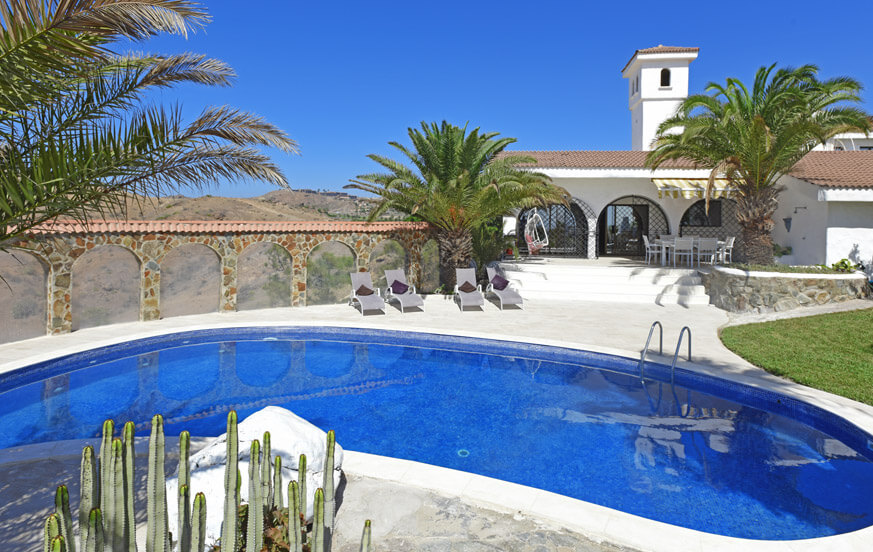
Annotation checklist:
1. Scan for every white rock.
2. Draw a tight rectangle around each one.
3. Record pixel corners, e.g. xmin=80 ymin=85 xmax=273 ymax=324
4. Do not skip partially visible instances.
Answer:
xmin=166 ymin=406 xmax=343 ymax=544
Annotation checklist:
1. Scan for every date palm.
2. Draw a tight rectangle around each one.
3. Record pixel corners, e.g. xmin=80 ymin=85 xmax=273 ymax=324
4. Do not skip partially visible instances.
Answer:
xmin=646 ymin=64 xmax=871 ymax=265
xmin=347 ymin=121 xmax=566 ymax=287
xmin=0 ymin=0 xmax=298 ymax=244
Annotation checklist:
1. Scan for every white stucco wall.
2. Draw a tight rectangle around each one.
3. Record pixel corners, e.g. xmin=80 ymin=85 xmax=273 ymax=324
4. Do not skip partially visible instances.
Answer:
xmin=826 ymin=202 xmax=873 ymax=274
xmin=772 ymin=176 xmax=829 ymax=266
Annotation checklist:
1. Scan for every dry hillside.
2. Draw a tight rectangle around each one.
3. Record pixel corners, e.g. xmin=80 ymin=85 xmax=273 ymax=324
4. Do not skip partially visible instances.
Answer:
xmin=118 ymin=189 xmax=400 ymax=221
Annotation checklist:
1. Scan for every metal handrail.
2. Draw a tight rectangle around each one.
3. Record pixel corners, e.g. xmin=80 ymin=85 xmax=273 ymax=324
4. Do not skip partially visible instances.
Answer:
xmin=669 ymin=326 xmax=692 ymax=385
xmin=638 ymin=321 xmax=663 ymax=381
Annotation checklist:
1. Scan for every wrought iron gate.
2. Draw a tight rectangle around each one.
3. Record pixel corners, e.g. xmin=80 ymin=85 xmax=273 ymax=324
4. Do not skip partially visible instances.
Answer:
xmin=517 ymin=204 xmax=589 ymax=257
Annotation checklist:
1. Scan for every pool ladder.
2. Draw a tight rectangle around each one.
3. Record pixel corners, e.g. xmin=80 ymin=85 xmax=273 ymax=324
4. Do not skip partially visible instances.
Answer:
xmin=638 ymin=322 xmax=692 ymax=384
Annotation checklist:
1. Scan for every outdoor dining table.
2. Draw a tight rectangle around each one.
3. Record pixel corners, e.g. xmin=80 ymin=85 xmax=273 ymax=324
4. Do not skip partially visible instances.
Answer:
xmin=653 ymin=238 xmax=725 ymax=266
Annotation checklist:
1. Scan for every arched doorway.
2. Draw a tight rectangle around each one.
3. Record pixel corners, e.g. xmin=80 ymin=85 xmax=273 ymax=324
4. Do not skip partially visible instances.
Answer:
xmin=516 ymin=203 xmax=589 ymax=257
xmin=597 ymin=196 xmax=669 ymax=256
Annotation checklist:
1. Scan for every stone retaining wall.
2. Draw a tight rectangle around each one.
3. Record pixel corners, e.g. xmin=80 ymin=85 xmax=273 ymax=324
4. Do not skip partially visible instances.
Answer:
xmin=702 ymin=267 xmax=870 ymax=313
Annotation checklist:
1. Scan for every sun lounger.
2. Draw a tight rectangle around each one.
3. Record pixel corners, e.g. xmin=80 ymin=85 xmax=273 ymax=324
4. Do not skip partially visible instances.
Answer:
xmin=349 ymin=271 xmax=386 ymax=315
xmin=454 ymin=268 xmax=485 ymax=312
xmin=486 ymin=267 xmax=523 ymax=310
xmin=384 ymin=268 xmax=425 ymax=313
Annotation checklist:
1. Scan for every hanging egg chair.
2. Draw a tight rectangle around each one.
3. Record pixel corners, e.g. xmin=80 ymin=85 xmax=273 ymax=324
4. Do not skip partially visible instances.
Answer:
xmin=524 ymin=208 xmax=549 ymax=255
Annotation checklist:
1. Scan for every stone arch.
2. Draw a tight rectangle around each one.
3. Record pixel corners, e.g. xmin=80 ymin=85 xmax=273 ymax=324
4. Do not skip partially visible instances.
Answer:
xmin=0 ymin=249 xmax=49 ymax=343
xmin=305 ymin=240 xmax=356 ymax=306
xmin=368 ymin=238 xmax=408 ymax=289
xmin=597 ymin=195 xmax=671 ymax=256
xmin=72 ymin=245 xmax=140 ymax=331
xmin=160 ymin=243 xmax=221 ymax=318
xmin=238 ymin=241 xmax=293 ymax=310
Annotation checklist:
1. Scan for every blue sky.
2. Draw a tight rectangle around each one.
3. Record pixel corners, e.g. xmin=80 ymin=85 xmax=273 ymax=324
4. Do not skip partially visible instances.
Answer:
xmin=141 ymin=0 xmax=873 ymax=197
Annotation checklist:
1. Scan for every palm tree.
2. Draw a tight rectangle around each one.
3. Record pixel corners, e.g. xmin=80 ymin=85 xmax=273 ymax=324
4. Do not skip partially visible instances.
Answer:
xmin=0 ymin=0 xmax=298 ymax=244
xmin=346 ymin=121 xmax=567 ymax=287
xmin=646 ymin=64 xmax=871 ymax=265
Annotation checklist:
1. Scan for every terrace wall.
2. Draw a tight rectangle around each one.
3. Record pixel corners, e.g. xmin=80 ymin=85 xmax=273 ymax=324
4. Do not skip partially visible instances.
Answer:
xmin=702 ymin=266 xmax=869 ymax=313
xmin=7 ymin=221 xmax=433 ymax=337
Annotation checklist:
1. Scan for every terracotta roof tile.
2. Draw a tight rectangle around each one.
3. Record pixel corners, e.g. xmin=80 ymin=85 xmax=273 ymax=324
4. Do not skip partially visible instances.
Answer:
xmin=790 ymin=151 xmax=873 ymax=188
xmin=25 ymin=220 xmax=430 ymax=235
xmin=621 ymin=46 xmax=699 ymax=73
xmin=503 ymin=150 xmax=700 ymax=169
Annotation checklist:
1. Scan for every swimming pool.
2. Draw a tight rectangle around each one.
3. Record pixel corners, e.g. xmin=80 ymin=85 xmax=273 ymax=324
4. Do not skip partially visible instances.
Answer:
xmin=1 ymin=326 xmax=872 ymax=540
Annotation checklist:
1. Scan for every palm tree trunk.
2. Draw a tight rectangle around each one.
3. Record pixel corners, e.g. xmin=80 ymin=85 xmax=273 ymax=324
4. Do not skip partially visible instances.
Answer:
xmin=436 ymin=228 xmax=474 ymax=289
xmin=735 ymin=188 xmax=779 ymax=265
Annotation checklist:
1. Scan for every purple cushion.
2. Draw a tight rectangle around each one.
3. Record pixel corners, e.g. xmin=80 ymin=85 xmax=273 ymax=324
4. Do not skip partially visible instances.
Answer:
xmin=491 ymin=274 xmax=509 ymax=291
xmin=458 ymin=281 xmax=476 ymax=293
xmin=356 ymin=285 xmax=374 ymax=296
xmin=390 ymin=280 xmax=410 ymax=295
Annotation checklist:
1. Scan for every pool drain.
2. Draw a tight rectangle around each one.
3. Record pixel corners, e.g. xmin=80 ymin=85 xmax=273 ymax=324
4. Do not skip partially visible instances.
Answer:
xmin=457 ymin=449 xmax=470 ymax=457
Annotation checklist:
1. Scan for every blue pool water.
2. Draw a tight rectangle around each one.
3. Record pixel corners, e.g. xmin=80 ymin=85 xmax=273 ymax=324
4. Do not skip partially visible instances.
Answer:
xmin=1 ymin=327 xmax=872 ymax=540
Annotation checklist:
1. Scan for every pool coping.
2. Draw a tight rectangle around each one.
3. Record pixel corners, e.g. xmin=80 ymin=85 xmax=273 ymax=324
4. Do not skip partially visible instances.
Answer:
xmin=2 ymin=320 xmax=873 ymax=552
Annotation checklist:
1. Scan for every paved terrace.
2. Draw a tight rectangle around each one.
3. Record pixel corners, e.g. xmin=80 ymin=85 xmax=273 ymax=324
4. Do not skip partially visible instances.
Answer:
xmin=1 ymin=296 xmax=871 ymax=551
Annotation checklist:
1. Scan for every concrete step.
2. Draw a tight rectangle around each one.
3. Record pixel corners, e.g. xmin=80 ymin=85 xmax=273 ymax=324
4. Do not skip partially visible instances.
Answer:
xmin=502 ymin=270 xmax=702 ymax=286
xmin=495 ymin=260 xmax=712 ymax=306
xmin=520 ymin=290 xmax=712 ymax=306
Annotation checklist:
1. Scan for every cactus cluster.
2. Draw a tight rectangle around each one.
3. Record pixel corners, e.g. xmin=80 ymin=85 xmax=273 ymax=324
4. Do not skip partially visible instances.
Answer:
xmin=41 ymin=411 xmax=371 ymax=552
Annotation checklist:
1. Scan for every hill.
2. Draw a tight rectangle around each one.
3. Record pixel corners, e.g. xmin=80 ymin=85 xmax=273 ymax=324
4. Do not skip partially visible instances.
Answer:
xmin=121 ymin=189 xmax=399 ymax=221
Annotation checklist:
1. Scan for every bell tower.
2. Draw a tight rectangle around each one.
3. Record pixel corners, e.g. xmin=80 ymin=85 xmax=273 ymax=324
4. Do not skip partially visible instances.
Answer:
xmin=621 ymin=46 xmax=699 ymax=151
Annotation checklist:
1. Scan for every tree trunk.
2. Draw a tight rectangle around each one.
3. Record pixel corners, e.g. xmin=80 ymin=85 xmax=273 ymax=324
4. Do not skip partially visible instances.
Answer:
xmin=436 ymin=228 xmax=473 ymax=290
xmin=735 ymin=188 xmax=780 ymax=265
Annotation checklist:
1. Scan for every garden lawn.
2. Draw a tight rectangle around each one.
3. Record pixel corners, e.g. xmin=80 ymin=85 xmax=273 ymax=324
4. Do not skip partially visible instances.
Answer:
xmin=721 ymin=308 xmax=873 ymax=405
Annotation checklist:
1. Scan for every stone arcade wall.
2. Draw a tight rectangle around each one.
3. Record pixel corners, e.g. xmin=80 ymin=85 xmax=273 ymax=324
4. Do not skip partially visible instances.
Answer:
xmin=10 ymin=220 xmax=433 ymax=336
xmin=702 ymin=266 xmax=870 ymax=313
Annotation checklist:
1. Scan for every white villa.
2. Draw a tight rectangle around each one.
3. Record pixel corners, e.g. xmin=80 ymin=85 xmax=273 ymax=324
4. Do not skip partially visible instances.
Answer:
xmin=508 ymin=46 xmax=873 ymax=274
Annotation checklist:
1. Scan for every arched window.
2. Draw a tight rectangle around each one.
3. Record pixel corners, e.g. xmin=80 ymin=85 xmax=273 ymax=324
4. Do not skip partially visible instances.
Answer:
xmin=660 ymin=68 xmax=671 ymax=87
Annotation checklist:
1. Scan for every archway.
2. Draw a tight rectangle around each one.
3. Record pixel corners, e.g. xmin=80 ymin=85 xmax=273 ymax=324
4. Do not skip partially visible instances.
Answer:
xmin=306 ymin=241 xmax=356 ymax=305
xmin=72 ymin=245 xmax=140 ymax=330
xmin=368 ymin=239 xmax=407 ymax=289
xmin=161 ymin=244 xmax=221 ymax=318
xmin=0 ymin=250 xmax=48 ymax=343
xmin=680 ymin=199 xmax=744 ymax=259
xmin=238 ymin=242 xmax=292 ymax=310
xmin=517 ymin=203 xmax=590 ymax=257
xmin=597 ymin=196 xmax=670 ymax=256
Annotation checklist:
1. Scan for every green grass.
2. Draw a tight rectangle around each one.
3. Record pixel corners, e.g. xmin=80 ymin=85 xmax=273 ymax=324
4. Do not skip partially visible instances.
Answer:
xmin=720 ymin=308 xmax=873 ymax=405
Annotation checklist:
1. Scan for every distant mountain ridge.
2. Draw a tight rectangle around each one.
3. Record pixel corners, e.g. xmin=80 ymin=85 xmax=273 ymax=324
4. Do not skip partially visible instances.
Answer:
xmin=121 ymin=188 xmax=400 ymax=221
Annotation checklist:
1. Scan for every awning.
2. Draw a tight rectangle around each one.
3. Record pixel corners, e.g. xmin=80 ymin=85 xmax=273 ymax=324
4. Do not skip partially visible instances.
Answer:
xmin=652 ymin=178 xmax=736 ymax=199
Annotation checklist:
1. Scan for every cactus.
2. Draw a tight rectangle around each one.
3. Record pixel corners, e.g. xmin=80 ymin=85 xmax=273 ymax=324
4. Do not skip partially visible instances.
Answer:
xmin=359 ymin=520 xmax=372 ymax=552
xmin=146 ymin=414 xmax=169 ymax=552
xmin=50 ymin=535 xmax=67 ymax=552
xmin=311 ymin=488 xmax=325 ymax=552
xmin=179 ymin=431 xmax=191 ymax=493
xmin=84 ymin=509 xmax=104 ymax=552
xmin=220 ymin=411 xmax=239 ymax=552
xmin=191 ymin=492 xmax=206 ymax=552
xmin=178 ymin=485 xmax=191 ymax=552
xmin=99 ymin=419 xmax=114 ymax=515
xmin=287 ymin=480 xmax=302 ymax=552
xmin=53 ymin=486 xmax=74 ymax=552
xmin=122 ymin=421 xmax=136 ymax=552
xmin=105 ymin=438 xmax=125 ymax=551
xmin=78 ymin=446 xmax=97 ymax=552
xmin=297 ymin=454 xmax=307 ymax=523
xmin=272 ymin=456 xmax=283 ymax=509
xmin=44 ymin=513 xmax=61 ymax=552
xmin=42 ymin=412 xmax=364 ymax=552
xmin=261 ymin=431 xmax=272 ymax=509
xmin=246 ymin=439 xmax=264 ymax=552
xmin=178 ymin=431 xmax=191 ymax=551
xmin=323 ymin=429 xmax=336 ymax=531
